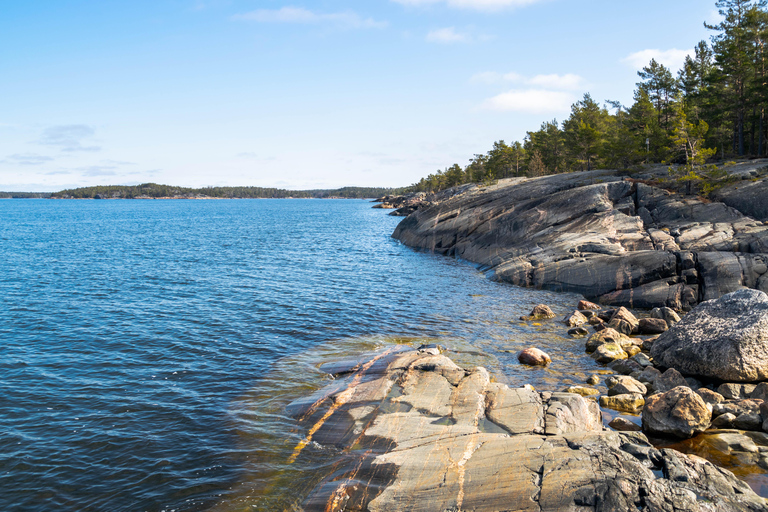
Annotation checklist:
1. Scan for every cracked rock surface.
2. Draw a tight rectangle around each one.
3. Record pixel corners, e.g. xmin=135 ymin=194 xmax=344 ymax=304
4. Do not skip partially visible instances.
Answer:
xmin=391 ymin=166 xmax=768 ymax=310
xmin=290 ymin=347 xmax=768 ymax=511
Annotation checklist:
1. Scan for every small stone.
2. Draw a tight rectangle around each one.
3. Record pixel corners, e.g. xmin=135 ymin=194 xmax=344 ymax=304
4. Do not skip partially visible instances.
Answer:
xmin=717 ymin=383 xmax=757 ymax=400
xmin=696 ymin=388 xmax=725 ymax=405
xmin=593 ymin=343 xmax=628 ymax=364
xmin=563 ymin=310 xmax=588 ymax=327
xmin=600 ymin=393 xmax=645 ymax=413
xmin=712 ymin=413 xmax=737 ymax=429
xmin=522 ymin=304 xmax=555 ymax=321
xmin=586 ymin=375 xmax=600 ymax=385
xmin=642 ymin=386 xmax=711 ymax=439
xmin=568 ymin=326 xmax=589 ymax=337
xmin=566 ymin=386 xmax=599 ymax=397
xmin=518 ymin=348 xmax=551 ymax=366
xmin=650 ymin=306 xmax=682 ymax=327
xmin=638 ymin=318 xmax=668 ymax=335
xmin=607 ymin=376 xmax=647 ymax=396
xmin=626 ymin=345 xmax=642 ymax=357
xmin=608 ymin=307 xmax=640 ymax=335
xmin=733 ymin=412 xmax=763 ymax=431
xmin=609 ymin=358 xmax=644 ymax=376
xmin=578 ymin=300 xmax=601 ymax=310
xmin=714 ymin=399 xmax=762 ymax=418
xmin=588 ymin=316 xmax=604 ymax=326
xmin=631 ymin=353 xmax=652 ymax=368
xmin=608 ymin=417 xmax=642 ymax=432
xmin=585 ymin=328 xmax=630 ymax=353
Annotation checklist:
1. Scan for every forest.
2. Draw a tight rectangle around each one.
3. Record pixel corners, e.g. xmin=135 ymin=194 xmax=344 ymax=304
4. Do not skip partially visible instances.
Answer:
xmin=407 ymin=0 xmax=768 ymax=193
xmin=48 ymin=183 xmax=404 ymax=199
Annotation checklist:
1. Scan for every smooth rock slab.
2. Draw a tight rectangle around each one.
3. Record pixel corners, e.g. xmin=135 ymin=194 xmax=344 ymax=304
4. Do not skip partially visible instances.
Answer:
xmin=292 ymin=347 xmax=768 ymax=511
xmin=651 ymin=289 xmax=768 ymax=382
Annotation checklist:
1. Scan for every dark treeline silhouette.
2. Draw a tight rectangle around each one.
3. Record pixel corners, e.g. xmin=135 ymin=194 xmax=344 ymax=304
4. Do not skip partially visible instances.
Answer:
xmin=408 ymin=0 xmax=768 ymax=193
xmin=0 ymin=192 xmax=51 ymax=198
xmin=49 ymin=183 xmax=405 ymax=199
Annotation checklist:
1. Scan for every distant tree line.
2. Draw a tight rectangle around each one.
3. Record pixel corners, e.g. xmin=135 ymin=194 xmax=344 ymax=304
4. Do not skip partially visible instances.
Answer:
xmin=0 ymin=192 xmax=51 ymax=198
xmin=50 ymin=183 xmax=406 ymax=199
xmin=408 ymin=0 xmax=768 ymax=193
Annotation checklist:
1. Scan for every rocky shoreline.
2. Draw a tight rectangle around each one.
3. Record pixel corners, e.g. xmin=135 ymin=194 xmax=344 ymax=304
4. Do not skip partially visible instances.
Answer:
xmin=390 ymin=161 xmax=768 ymax=311
xmin=281 ymin=289 xmax=768 ymax=510
xmin=269 ymin=165 xmax=768 ymax=510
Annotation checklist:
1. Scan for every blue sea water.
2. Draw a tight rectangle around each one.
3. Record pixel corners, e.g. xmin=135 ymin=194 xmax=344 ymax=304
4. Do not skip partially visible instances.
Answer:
xmin=0 ymin=198 xmax=691 ymax=510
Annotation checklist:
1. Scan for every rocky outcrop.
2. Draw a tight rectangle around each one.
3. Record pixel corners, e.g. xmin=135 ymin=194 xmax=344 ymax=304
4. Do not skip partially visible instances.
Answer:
xmin=290 ymin=347 xmax=768 ymax=511
xmin=391 ymin=164 xmax=768 ymax=310
xmin=651 ymin=289 xmax=768 ymax=382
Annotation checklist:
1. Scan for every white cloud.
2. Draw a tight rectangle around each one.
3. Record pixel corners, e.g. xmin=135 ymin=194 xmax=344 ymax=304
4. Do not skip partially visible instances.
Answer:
xmin=426 ymin=27 xmax=471 ymax=43
xmin=393 ymin=0 xmax=542 ymax=11
xmin=622 ymin=48 xmax=693 ymax=72
xmin=471 ymin=71 xmax=584 ymax=91
xmin=233 ymin=6 xmax=387 ymax=29
xmin=481 ymin=89 xmax=574 ymax=114
xmin=528 ymin=73 xmax=585 ymax=91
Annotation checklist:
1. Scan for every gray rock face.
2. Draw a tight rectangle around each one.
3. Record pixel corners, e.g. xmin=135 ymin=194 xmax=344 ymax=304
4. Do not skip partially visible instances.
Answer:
xmin=642 ymin=386 xmax=712 ymax=439
xmin=290 ymin=347 xmax=767 ymax=511
xmin=651 ymin=289 xmax=768 ymax=381
xmin=391 ymin=168 xmax=768 ymax=309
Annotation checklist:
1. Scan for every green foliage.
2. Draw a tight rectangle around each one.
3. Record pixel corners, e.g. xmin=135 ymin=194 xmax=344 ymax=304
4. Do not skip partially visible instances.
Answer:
xmin=50 ymin=183 xmax=405 ymax=199
xmin=404 ymin=0 xmax=767 ymax=194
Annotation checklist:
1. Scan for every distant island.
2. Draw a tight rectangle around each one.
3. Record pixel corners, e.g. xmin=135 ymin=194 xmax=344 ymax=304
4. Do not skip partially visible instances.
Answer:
xmin=0 ymin=183 xmax=406 ymax=200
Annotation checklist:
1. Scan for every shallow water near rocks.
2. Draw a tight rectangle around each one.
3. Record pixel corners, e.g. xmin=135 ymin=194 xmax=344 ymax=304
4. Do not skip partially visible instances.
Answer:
xmin=0 ymin=198 xmax=765 ymax=510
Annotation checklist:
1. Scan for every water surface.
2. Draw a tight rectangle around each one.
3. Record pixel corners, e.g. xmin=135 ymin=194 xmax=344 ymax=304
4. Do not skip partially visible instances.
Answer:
xmin=1 ymin=198 xmax=759 ymax=511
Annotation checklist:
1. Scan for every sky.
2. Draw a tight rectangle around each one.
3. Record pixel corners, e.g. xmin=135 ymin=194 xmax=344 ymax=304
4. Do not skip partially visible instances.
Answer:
xmin=0 ymin=0 xmax=721 ymax=191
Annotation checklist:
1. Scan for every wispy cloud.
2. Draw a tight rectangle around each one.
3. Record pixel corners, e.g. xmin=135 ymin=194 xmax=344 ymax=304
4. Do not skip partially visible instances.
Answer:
xmin=78 ymin=165 xmax=117 ymax=177
xmin=393 ymin=0 xmax=543 ymax=11
xmin=233 ymin=7 xmax=387 ymax=29
xmin=471 ymin=71 xmax=586 ymax=91
xmin=481 ymin=89 xmax=574 ymax=114
xmin=5 ymin=153 xmax=55 ymax=165
xmin=426 ymin=27 xmax=470 ymax=43
xmin=39 ymin=125 xmax=101 ymax=152
xmin=622 ymin=48 xmax=693 ymax=72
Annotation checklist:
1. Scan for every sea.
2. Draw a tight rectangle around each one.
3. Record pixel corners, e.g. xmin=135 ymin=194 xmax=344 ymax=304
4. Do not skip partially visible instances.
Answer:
xmin=0 ymin=198 xmax=762 ymax=511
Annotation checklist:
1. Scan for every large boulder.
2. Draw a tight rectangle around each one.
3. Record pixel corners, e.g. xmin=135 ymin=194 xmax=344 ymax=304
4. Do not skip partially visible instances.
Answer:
xmin=642 ymin=386 xmax=712 ymax=439
xmin=651 ymin=289 xmax=768 ymax=382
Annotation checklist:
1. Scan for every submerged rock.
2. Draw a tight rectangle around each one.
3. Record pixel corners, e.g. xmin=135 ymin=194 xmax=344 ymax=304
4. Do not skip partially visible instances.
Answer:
xmin=523 ymin=304 xmax=556 ymax=320
xmin=585 ymin=327 xmax=630 ymax=353
xmin=593 ymin=343 xmax=628 ymax=364
xmin=518 ymin=347 xmax=551 ymax=366
xmin=600 ymin=393 xmax=645 ymax=413
xmin=651 ymin=289 xmax=768 ymax=382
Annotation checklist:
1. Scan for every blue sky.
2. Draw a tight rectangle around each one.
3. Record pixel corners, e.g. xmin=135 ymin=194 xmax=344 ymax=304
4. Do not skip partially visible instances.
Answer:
xmin=0 ymin=0 xmax=719 ymax=191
